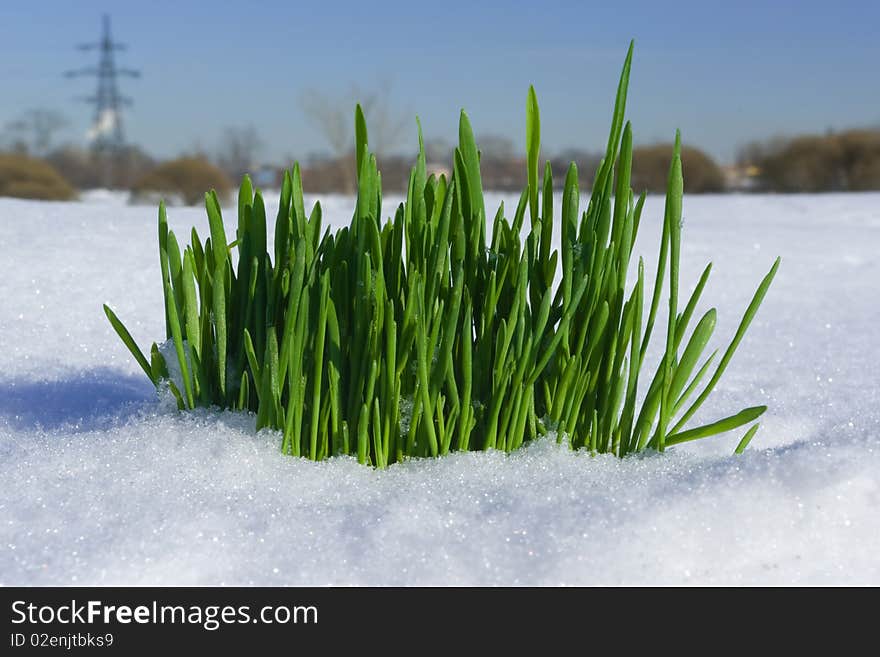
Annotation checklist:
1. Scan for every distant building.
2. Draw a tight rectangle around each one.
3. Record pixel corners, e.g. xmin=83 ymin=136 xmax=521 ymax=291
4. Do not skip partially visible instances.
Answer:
xmin=426 ymin=162 xmax=451 ymax=179
xmin=252 ymin=164 xmax=281 ymax=189
xmin=722 ymin=164 xmax=761 ymax=191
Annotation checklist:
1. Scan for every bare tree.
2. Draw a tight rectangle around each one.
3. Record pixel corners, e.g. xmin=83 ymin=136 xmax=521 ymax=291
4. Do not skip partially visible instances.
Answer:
xmin=185 ymin=138 xmax=209 ymax=160
xmin=423 ymin=137 xmax=452 ymax=164
xmin=551 ymin=148 xmax=603 ymax=187
xmin=216 ymin=125 xmax=264 ymax=182
xmin=356 ymin=81 xmax=410 ymax=157
xmin=4 ymin=109 xmax=68 ymax=157
xmin=300 ymin=81 xmax=410 ymax=193
xmin=475 ymin=134 xmax=515 ymax=160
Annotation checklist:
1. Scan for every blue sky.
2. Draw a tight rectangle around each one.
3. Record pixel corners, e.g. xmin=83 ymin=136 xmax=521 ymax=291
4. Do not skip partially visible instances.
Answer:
xmin=1 ymin=0 xmax=878 ymax=164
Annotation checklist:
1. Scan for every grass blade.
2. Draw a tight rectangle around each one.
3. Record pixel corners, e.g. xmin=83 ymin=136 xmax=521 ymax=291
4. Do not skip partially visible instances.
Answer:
xmin=103 ymin=305 xmax=154 ymax=384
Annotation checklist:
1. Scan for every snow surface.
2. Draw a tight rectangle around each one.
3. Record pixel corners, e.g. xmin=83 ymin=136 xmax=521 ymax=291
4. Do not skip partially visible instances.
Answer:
xmin=1 ymin=191 xmax=878 ymax=585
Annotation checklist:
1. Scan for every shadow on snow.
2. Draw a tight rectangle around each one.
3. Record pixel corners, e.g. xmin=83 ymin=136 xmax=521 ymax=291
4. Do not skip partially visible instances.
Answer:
xmin=0 ymin=368 xmax=155 ymax=432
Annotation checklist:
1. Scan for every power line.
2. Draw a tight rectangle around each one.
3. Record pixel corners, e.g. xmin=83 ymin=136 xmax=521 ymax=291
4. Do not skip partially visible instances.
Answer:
xmin=64 ymin=14 xmax=140 ymax=155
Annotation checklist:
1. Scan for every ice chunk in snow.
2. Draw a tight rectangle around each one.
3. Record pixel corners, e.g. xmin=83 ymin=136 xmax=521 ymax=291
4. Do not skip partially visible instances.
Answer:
xmin=158 ymin=338 xmax=191 ymax=395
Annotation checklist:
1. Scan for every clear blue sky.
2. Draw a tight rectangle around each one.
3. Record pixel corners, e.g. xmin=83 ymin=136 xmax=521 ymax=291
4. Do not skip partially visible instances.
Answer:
xmin=1 ymin=0 xmax=878 ymax=164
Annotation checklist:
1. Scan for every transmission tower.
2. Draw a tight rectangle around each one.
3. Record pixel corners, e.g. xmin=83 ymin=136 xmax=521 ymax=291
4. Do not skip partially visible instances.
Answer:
xmin=65 ymin=14 xmax=140 ymax=155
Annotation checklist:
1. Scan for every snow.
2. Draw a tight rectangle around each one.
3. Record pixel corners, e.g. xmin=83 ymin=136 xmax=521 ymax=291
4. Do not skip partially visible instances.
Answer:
xmin=1 ymin=191 xmax=878 ymax=585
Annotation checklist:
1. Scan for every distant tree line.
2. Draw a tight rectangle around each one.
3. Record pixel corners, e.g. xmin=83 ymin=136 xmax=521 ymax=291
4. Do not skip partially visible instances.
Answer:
xmin=2 ymin=102 xmax=879 ymax=203
xmin=739 ymin=129 xmax=880 ymax=192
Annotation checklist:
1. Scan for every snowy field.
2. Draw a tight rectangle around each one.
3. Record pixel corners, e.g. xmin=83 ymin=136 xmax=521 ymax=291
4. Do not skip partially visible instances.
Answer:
xmin=1 ymin=191 xmax=878 ymax=586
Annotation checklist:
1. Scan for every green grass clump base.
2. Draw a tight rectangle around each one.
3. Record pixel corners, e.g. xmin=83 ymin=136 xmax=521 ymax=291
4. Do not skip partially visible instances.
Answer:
xmin=105 ymin=43 xmax=779 ymax=466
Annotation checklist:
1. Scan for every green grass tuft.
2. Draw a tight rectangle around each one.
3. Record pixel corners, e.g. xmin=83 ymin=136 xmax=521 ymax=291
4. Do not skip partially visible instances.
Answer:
xmin=105 ymin=43 xmax=779 ymax=465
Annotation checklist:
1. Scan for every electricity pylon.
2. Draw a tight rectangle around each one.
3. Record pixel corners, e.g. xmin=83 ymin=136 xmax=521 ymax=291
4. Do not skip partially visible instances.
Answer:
xmin=65 ymin=14 xmax=140 ymax=182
